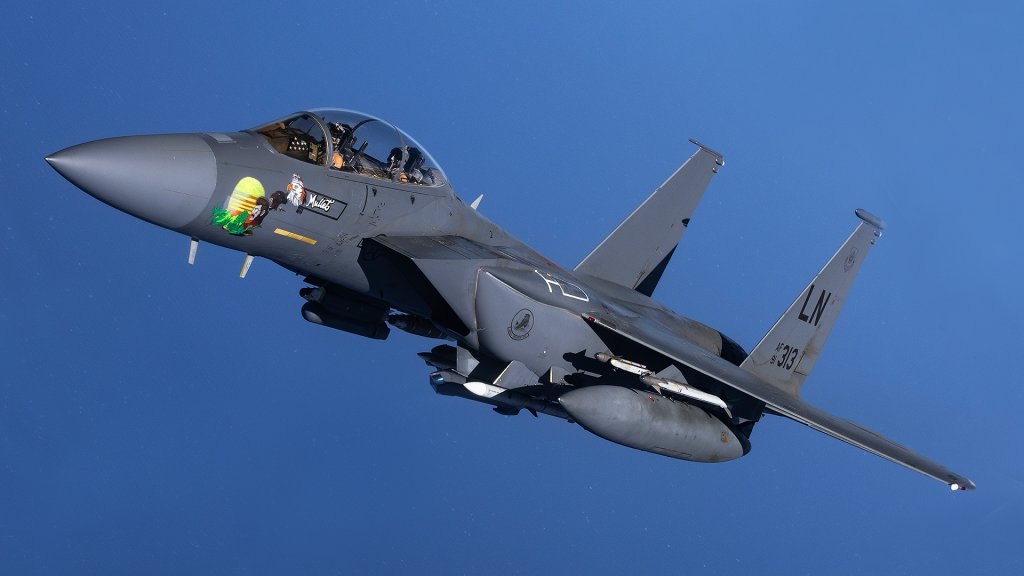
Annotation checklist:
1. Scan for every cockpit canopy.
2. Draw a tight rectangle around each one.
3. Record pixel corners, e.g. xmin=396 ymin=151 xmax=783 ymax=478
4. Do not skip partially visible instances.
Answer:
xmin=250 ymin=109 xmax=447 ymax=187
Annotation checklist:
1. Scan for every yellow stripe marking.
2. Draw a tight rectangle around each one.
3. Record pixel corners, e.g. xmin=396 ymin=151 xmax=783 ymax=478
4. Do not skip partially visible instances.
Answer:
xmin=274 ymin=228 xmax=317 ymax=245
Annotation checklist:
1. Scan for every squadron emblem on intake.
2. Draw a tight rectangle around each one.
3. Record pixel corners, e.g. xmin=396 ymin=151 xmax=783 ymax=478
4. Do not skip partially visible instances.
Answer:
xmin=508 ymin=309 xmax=534 ymax=341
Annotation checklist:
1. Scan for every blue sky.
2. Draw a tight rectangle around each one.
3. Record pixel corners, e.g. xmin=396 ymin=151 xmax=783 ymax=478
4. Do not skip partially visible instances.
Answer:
xmin=2 ymin=1 xmax=1021 ymax=573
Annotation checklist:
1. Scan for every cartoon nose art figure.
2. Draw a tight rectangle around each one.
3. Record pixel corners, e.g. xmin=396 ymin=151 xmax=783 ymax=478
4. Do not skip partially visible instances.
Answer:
xmin=286 ymin=174 xmax=306 ymax=208
xmin=211 ymin=176 xmax=266 ymax=235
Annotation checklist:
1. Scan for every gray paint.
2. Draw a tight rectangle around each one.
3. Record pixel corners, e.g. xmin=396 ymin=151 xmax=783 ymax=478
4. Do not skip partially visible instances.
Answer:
xmin=45 ymin=108 xmax=974 ymax=490
xmin=740 ymin=219 xmax=882 ymax=395
xmin=560 ymin=385 xmax=747 ymax=462
xmin=46 ymin=134 xmax=216 ymax=229
xmin=575 ymin=142 xmax=721 ymax=293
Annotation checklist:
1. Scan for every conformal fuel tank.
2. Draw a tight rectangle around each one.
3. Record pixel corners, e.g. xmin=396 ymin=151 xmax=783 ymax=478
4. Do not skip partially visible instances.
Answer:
xmin=559 ymin=385 xmax=749 ymax=462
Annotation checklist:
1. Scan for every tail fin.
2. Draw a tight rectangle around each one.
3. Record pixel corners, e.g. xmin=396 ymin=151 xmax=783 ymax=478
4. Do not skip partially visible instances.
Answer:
xmin=574 ymin=140 xmax=724 ymax=296
xmin=740 ymin=209 xmax=885 ymax=396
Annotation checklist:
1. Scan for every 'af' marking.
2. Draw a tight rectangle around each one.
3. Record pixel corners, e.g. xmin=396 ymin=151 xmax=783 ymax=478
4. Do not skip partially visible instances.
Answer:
xmin=798 ymin=283 xmax=831 ymax=326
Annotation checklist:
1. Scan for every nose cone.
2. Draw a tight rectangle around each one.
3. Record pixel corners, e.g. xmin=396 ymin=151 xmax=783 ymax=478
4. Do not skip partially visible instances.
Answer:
xmin=46 ymin=134 xmax=217 ymax=230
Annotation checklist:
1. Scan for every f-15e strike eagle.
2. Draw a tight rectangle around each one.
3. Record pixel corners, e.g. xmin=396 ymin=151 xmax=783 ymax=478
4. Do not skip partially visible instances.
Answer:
xmin=46 ymin=108 xmax=974 ymax=490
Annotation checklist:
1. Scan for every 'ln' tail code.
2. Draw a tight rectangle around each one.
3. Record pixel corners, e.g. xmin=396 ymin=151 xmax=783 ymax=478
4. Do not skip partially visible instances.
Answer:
xmin=740 ymin=210 xmax=884 ymax=396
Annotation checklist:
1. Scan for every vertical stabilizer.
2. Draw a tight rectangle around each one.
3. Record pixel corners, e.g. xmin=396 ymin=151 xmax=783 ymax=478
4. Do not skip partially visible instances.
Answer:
xmin=740 ymin=209 xmax=885 ymax=396
xmin=574 ymin=140 xmax=723 ymax=296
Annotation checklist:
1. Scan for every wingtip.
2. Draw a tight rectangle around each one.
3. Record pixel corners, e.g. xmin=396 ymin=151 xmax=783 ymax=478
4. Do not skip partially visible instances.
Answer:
xmin=950 ymin=478 xmax=977 ymax=491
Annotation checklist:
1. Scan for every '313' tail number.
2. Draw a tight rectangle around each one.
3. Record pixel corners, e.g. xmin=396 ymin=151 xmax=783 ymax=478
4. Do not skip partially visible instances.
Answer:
xmin=769 ymin=342 xmax=799 ymax=371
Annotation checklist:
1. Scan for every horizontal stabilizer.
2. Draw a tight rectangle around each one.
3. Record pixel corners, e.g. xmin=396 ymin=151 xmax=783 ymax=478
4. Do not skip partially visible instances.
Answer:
xmin=575 ymin=140 xmax=723 ymax=296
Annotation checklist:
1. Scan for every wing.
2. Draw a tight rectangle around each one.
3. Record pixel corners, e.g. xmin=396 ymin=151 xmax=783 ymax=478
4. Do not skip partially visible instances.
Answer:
xmin=575 ymin=140 xmax=724 ymax=297
xmin=582 ymin=313 xmax=976 ymax=490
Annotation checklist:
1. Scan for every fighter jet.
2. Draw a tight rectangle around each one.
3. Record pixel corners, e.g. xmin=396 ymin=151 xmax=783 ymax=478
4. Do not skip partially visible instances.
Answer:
xmin=46 ymin=108 xmax=974 ymax=491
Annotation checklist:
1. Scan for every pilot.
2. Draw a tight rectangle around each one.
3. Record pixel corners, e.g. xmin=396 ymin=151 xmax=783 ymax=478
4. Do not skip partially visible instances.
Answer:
xmin=403 ymin=147 xmax=425 ymax=184
xmin=330 ymin=149 xmax=345 ymax=170
xmin=418 ymin=166 xmax=439 ymax=186
xmin=329 ymin=123 xmax=354 ymax=170
xmin=387 ymin=146 xmax=410 ymax=182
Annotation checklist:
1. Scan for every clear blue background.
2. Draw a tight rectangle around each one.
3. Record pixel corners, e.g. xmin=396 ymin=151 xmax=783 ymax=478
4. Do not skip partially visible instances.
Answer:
xmin=2 ymin=1 xmax=1021 ymax=573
